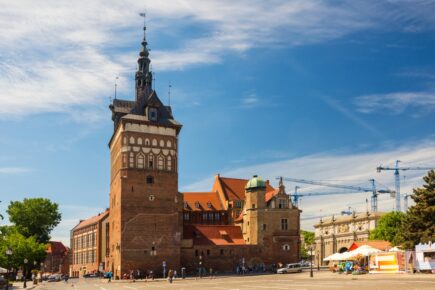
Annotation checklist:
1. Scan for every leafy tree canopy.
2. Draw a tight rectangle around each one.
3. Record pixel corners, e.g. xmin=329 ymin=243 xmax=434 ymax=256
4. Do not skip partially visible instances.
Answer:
xmin=401 ymin=170 xmax=435 ymax=249
xmin=0 ymin=227 xmax=47 ymax=271
xmin=7 ymin=198 xmax=61 ymax=244
xmin=369 ymin=211 xmax=405 ymax=245
xmin=300 ymin=230 xmax=315 ymax=259
xmin=302 ymin=230 xmax=315 ymax=246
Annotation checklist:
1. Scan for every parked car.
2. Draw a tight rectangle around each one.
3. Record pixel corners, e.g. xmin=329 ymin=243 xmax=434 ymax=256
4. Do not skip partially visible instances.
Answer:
xmin=277 ymin=263 xmax=303 ymax=274
xmin=47 ymin=274 xmax=62 ymax=282
xmin=0 ymin=276 xmax=9 ymax=290
xmin=300 ymin=260 xmax=312 ymax=267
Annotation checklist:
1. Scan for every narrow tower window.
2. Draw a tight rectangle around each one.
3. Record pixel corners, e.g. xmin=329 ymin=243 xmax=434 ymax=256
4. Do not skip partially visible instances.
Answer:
xmin=129 ymin=153 xmax=135 ymax=168
xmin=137 ymin=154 xmax=144 ymax=169
xmin=148 ymin=154 xmax=154 ymax=169
xmin=146 ymin=176 xmax=154 ymax=184
xmin=167 ymin=156 xmax=172 ymax=171
xmin=157 ymin=155 xmax=164 ymax=170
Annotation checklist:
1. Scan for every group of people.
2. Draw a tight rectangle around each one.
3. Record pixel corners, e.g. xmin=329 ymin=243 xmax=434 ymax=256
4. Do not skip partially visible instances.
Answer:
xmin=331 ymin=261 xmax=367 ymax=274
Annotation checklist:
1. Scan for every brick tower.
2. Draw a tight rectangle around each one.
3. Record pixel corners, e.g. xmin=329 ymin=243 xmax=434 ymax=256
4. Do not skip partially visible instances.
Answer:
xmin=107 ymin=22 xmax=183 ymax=278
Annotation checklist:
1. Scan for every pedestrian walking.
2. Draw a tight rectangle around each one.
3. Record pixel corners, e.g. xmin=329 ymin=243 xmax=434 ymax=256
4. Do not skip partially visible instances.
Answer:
xmin=167 ymin=269 xmax=174 ymax=284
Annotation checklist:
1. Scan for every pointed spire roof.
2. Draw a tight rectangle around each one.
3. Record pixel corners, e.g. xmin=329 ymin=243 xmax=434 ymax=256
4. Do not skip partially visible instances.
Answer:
xmin=139 ymin=12 xmax=150 ymax=58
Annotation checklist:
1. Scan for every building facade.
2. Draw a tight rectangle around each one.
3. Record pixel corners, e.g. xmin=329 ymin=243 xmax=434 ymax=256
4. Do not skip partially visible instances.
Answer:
xmin=70 ymin=210 xmax=109 ymax=277
xmin=44 ymin=241 xmax=70 ymax=275
xmin=70 ymin=23 xmax=301 ymax=278
xmin=313 ymin=211 xmax=385 ymax=265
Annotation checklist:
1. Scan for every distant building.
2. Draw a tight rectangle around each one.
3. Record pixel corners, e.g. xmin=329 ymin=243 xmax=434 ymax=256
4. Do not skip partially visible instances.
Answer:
xmin=69 ymin=22 xmax=301 ymax=277
xmin=44 ymin=241 xmax=70 ymax=275
xmin=313 ymin=211 xmax=385 ymax=265
xmin=69 ymin=210 xmax=109 ymax=277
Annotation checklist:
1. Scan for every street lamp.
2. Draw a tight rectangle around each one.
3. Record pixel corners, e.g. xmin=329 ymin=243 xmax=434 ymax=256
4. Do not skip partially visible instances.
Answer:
xmin=23 ymin=258 xmax=28 ymax=288
xmin=40 ymin=262 xmax=44 ymax=282
xmin=5 ymin=248 xmax=12 ymax=279
xmin=198 ymin=255 xmax=203 ymax=278
xmin=309 ymin=245 xmax=313 ymax=278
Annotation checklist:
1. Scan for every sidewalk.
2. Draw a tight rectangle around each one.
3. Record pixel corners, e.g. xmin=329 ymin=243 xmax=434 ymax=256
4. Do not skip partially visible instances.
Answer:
xmin=12 ymin=281 xmax=39 ymax=289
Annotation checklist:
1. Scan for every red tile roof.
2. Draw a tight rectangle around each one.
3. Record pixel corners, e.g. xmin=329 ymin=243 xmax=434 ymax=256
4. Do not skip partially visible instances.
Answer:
xmin=216 ymin=176 xmax=275 ymax=201
xmin=46 ymin=241 xmax=68 ymax=255
xmin=184 ymin=225 xmax=245 ymax=246
xmin=73 ymin=209 xmax=109 ymax=231
xmin=182 ymin=192 xmax=223 ymax=211
xmin=265 ymin=189 xmax=279 ymax=202
xmin=348 ymin=240 xmax=392 ymax=251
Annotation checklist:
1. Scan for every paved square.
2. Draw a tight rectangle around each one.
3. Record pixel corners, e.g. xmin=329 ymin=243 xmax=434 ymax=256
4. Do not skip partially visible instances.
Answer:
xmin=29 ymin=271 xmax=435 ymax=290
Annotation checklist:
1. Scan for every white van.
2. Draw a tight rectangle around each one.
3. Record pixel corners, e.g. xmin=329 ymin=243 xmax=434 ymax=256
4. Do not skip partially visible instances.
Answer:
xmin=277 ymin=263 xmax=303 ymax=274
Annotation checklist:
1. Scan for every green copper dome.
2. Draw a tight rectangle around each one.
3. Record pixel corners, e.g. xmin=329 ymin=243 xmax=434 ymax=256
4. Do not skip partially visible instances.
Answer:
xmin=245 ymin=175 xmax=266 ymax=191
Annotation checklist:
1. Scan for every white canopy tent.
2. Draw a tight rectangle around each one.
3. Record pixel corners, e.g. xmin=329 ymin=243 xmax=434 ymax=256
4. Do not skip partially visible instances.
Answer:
xmin=323 ymin=245 xmax=382 ymax=261
xmin=349 ymin=245 xmax=381 ymax=256
xmin=0 ymin=267 xmax=7 ymax=274
xmin=323 ymin=252 xmax=346 ymax=261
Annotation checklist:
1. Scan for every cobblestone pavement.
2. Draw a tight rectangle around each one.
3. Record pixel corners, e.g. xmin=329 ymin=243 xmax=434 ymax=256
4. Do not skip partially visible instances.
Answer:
xmin=30 ymin=272 xmax=435 ymax=290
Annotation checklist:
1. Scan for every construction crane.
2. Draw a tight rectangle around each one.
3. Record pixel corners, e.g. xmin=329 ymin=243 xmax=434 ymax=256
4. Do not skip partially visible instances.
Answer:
xmin=376 ymin=160 xmax=434 ymax=212
xmin=278 ymin=176 xmax=395 ymax=212
xmin=291 ymin=186 xmax=360 ymax=208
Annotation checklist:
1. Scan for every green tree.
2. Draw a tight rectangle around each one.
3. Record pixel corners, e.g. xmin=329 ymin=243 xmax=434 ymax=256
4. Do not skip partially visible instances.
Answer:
xmin=300 ymin=230 xmax=315 ymax=259
xmin=0 ymin=228 xmax=47 ymax=273
xmin=7 ymin=198 xmax=61 ymax=243
xmin=369 ymin=211 xmax=406 ymax=245
xmin=401 ymin=170 xmax=435 ymax=249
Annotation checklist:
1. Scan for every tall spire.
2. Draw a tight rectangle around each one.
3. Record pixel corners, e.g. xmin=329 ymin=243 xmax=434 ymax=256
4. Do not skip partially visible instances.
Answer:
xmin=136 ymin=12 xmax=152 ymax=102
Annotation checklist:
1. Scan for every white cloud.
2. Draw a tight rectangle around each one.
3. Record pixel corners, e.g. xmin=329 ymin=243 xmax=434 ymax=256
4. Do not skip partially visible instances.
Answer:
xmin=241 ymin=94 xmax=260 ymax=108
xmin=322 ymin=95 xmax=382 ymax=136
xmin=1 ymin=0 xmax=435 ymax=117
xmin=355 ymin=91 xmax=435 ymax=114
xmin=182 ymin=140 xmax=435 ymax=231
xmin=0 ymin=167 xmax=31 ymax=174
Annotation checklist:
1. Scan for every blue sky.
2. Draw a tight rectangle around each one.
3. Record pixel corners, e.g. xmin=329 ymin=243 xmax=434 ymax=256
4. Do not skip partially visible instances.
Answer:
xmin=1 ymin=0 xmax=435 ymax=244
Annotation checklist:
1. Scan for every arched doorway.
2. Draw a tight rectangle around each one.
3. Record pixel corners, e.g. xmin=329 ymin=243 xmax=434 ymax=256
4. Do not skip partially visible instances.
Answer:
xmin=339 ymin=247 xmax=348 ymax=253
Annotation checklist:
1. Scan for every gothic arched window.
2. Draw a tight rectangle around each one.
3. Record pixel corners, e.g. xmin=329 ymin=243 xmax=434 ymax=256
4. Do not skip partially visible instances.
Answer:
xmin=167 ymin=156 xmax=172 ymax=171
xmin=137 ymin=154 xmax=144 ymax=169
xmin=157 ymin=155 xmax=164 ymax=170
xmin=148 ymin=154 xmax=154 ymax=169
xmin=129 ymin=152 xmax=135 ymax=168
xmin=137 ymin=137 xmax=143 ymax=145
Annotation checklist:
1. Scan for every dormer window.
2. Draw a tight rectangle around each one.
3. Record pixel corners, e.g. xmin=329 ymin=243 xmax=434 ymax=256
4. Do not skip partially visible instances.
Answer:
xmin=207 ymin=201 xmax=212 ymax=209
xmin=195 ymin=201 xmax=200 ymax=209
xmin=149 ymin=107 xmax=158 ymax=121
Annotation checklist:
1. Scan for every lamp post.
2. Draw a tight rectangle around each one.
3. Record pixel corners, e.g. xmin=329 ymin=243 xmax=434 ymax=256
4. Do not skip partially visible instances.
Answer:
xmin=23 ymin=258 xmax=28 ymax=288
xmin=6 ymin=248 xmax=12 ymax=281
xmin=309 ymin=245 xmax=313 ymax=278
xmin=33 ymin=261 xmax=37 ymax=284
xmin=317 ymin=251 xmax=320 ymax=271
xmin=198 ymin=255 xmax=203 ymax=278
xmin=40 ymin=262 xmax=44 ymax=282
